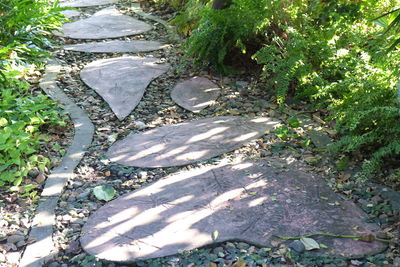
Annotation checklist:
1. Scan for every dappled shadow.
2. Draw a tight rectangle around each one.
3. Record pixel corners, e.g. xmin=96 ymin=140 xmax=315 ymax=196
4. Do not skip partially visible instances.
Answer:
xmin=56 ymin=7 xmax=152 ymax=39
xmin=80 ymin=159 xmax=386 ymax=263
xmin=107 ymin=116 xmax=279 ymax=168
xmin=80 ymin=56 xmax=170 ymax=120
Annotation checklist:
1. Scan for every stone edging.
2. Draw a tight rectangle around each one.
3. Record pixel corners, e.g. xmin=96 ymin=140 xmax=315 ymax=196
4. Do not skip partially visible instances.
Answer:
xmin=20 ymin=59 xmax=94 ymax=267
xmin=130 ymin=2 xmax=181 ymax=42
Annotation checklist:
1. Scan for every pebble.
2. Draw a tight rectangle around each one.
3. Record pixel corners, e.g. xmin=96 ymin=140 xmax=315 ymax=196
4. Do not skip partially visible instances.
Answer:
xmin=237 ymin=242 xmax=249 ymax=250
xmin=7 ymin=234 xmax=24 ymax=244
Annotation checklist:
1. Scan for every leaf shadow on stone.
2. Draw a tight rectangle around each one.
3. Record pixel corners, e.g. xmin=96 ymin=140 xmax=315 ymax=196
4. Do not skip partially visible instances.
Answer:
xmin=80 ymin=159 xmax=386 ymax=263
xmin=107 ymin=116 xmax=279 ymax=167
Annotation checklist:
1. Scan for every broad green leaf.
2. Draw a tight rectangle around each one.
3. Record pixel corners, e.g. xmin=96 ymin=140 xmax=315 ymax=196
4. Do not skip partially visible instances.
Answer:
xmin=93 ymin=185 xmax=116 ymax=201
xmin=300 ymin=237 xmax=320 ymax=250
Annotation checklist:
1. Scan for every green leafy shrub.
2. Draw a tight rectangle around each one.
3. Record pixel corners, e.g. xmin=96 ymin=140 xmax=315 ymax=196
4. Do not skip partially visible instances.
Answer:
xmin=0 ymin=74 xmax=66 ymax=186
xmin=0 ymin=0 xmax=67 ymax=188
xmin=0 ymin=0 xmax=65 ymax=63
xmin=175 ymin=0 xmax=400 ymax=180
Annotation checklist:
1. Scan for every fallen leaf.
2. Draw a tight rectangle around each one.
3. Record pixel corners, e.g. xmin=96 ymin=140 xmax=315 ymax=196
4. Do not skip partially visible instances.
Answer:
xmin=233 ymin=258 xmax=246 ymax=267
xmin=92 ymin=185 xmax=116 ymax=201
xmin=300 ymin=237 xmax=320 ymax=250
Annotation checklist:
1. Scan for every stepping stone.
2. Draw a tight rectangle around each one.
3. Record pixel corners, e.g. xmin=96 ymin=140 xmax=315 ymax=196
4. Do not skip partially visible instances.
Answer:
xmin=171 ymin=77 xmax=220 ymax=112
xmin=64 ymin=40 xmax=167 ymax=53
xmin=56 ymin=7 xmax=151 ymax=39
xmin=80 ymin=159 xmax=386 ymax=263
xmin=107 ymin=116 xmax=279 ymax=167
xmin=60 ymin=0 xmax=118 ymax=8
xmin=60 ymin=10 xmax=81 ymax=19
xmin=80 ymin=56 xmax=169 ymax=120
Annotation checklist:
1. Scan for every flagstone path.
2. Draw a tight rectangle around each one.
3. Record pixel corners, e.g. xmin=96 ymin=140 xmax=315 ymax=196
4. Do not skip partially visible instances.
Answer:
xmin=60 ymin=0 xmax=118 ymax=8
xmin=20 ymin=1 xmax=390 ymax=266
xmin=81 ymin=159 xmax=385 ymax=263
xmin=56 ymin=7 xmax=152 ymax=39
xmin=171 ymin=76 xmax=221 ymax=112
xmin=107 ymin=116 xmax=279 ymax=167
xmin=80 ymin=56 xmax=170 ymax=120
xmin=63 ymin=40 xmax=168 ymax=53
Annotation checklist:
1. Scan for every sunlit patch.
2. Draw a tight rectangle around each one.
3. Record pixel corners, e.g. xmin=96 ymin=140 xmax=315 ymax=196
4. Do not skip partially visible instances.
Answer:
xmin=248 ymin=197 xmax=267 ymax=207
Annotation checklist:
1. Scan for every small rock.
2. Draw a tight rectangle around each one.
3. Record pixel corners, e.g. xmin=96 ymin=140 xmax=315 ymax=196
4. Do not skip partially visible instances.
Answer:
xmin=0 ymin=253 xmax=5 ymax=262
xmin=213 ymin=247 xmax=224 ymax=254
xmin=138 ymin=171 xmax=148 ymax=179
xmin=370 ymin=195 xmax=382 ymax=204
xmin=7 ymin=234 xmax=24 ymax=244
xmin=133 ymin=121 xmax=146 ymax=129
xmin=350 ymin=260 xmax=363 ymax=266
xmin=236 ymin=242 xmax=249 ymax=250
xmin=289 ymin=240 xmax=305 ymax=253
xmin=225 ymin=242 xmax=236 ymax=249
xmin=35 ymin=173 xmax=46 ymax=183
xmin=28 ymin=169 xmax=40 ymax=178
xmin=48 ymin=262 xmax=60 ymax=267
xmin=73 ymin=181 xmax=84 ymax=188
xmin=16 ymin=240 xmax=26 ymax=247
xmin=309 ymin=130 xmax=333 ymax=148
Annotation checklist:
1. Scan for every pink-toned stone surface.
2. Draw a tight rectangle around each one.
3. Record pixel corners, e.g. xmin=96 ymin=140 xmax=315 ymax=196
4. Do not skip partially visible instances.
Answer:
xmin=171 ymin=77 xmax=220 ymax=112
xmin=60 ymin=0 xmax=118 ymax=8
xmin=60 ymin=10 xmax=81 ymax=19
xmin=64 ymin=40 xmax=167 ymax=53
xmin=81 ymin=159 xmax=386 ymax=263
xmin=107 ymin=116 xmax=279 ymax=167
xmin=56 ymin=7 xmax=151 ymax=39
xmin=80 ymin=56 xmax=169 ymax=120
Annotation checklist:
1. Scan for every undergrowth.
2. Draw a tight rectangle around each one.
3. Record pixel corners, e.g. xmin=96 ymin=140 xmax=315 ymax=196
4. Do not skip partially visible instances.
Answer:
xmin=0 ymin=0 xmax=67 ymax=188
xmin=154 ymin=0 xmax=400 ymax=182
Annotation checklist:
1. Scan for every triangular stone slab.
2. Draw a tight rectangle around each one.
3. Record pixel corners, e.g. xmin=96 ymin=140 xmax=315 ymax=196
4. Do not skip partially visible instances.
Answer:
xmin=171 ymin=77 xmax=220 ymax=112
xmin=56 ymin=7 xmax=151 ymax=39
xmin=64 ymin=40 xmax=167 ymax=53
xmin=60 ymin=0 xmax=118 ymax=8
xmin=107 ymin=116 xmax=279 ymax=167
xmin=81 ymin=159 xmax=386 ymax=263
xmin=80 ymin=56 xmax=169 ymax=120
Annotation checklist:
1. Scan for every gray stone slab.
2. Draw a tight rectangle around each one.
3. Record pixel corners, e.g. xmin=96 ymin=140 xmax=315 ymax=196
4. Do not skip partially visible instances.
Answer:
xmin=171 ymin=77 xmax=220 ymax=112
xmin=81 ymin=159 xmax=386 ymax=263
xmin=64 ymin=40 xmax=167 ymax=53
xmin=20 ymin=60 xmax=94 ymax=267
xmin=107 ymin=116 xmax=279 ymax=167
xmin=80 ymin=56 xmax=169 ymax=120
xmin=60 ymin=10 xmax=81 ymax=19
xmin=60 ymin=0 xmax=118 ymax=8
xmin=56 ymin=7 xmax=152 ymax=39
xmin=309 ymin=130 xmax=333 ymax=148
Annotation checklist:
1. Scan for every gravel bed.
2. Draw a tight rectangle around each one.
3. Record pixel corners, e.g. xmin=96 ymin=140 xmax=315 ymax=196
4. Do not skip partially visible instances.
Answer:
xmin=6 ymin=1 xmax=398 ymax=266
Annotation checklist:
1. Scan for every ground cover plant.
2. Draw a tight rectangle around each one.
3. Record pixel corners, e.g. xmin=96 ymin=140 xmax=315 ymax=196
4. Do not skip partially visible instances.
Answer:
xmin=156 ymin=0 xmax=400 ymax=183
xmin=0 ymin=0 xmax=67 ymax=188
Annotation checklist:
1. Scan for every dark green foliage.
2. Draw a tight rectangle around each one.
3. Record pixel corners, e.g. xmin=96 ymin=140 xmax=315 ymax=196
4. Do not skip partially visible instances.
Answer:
xmin=184 ymin=0 xmax=268 ymax=72
xmin=167 ymin=0 xmax=400 ymax=180
xmin=0 ymin=75 xmax=65 ymax=186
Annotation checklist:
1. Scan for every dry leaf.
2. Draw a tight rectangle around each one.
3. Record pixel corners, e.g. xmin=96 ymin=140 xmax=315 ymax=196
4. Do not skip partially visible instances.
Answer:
xmin=233 ymin=258 xmax=246 ymax=267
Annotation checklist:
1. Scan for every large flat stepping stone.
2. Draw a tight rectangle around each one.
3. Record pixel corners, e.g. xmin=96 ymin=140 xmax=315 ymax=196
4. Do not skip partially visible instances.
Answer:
xmin=60 ymin=0 xmax=118 ymax=8
xmin=56 ymin=7 xmax=151 ymax=39
xmin=64 ymin=40 xmax=167 ymax=53
xmin=81 ymin=160 xmax=386 ymax=263
xmin=80 ymin=56 xmax=169 ymax=120
xmin=107 ymin=116 xmax=279 ymax=167
xmin=171 ymin=77 xmax=220 ymax=112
